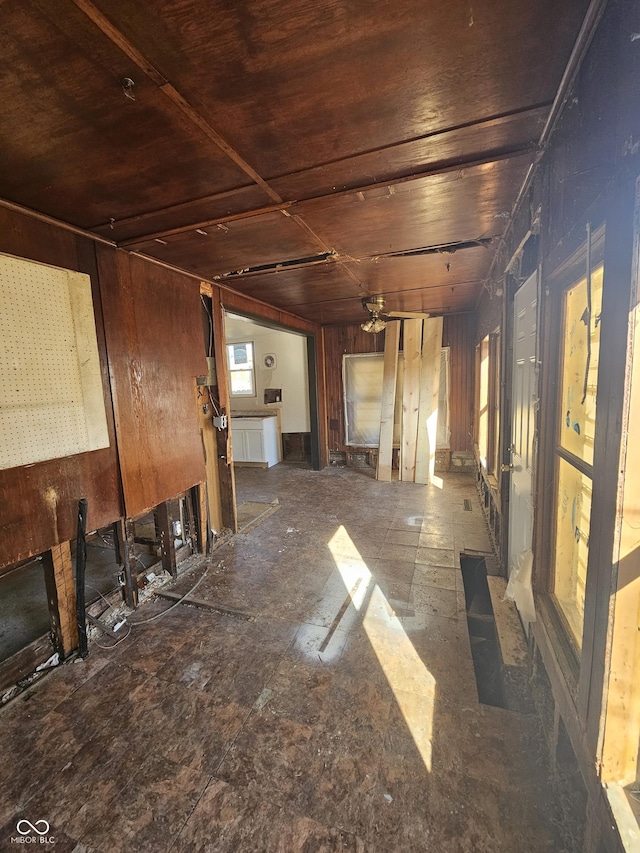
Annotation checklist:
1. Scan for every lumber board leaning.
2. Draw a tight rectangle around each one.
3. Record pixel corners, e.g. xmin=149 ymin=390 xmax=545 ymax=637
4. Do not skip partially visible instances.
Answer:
xmin=401 ymin=319 xmax=423 ymax=481
xmin=377 ymin=321 xmax=400 ymax=481
xmin=415 ymin=317 xmax=444 ymax=484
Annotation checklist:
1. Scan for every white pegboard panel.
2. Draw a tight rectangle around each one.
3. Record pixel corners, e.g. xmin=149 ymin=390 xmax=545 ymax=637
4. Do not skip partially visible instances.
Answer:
xmin=0 ymin=253 xmax=109 ymax=470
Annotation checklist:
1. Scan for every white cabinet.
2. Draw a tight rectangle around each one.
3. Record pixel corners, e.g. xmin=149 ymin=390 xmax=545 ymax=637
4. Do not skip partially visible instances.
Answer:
xmin=230 ymin=415 xmax=280 ymax=467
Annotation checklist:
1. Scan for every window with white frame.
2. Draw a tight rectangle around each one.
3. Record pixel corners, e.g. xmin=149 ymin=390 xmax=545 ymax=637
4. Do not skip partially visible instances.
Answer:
xmin=226 ymin=341 xmax=256 ymax=397
xmin=343 ymin=349 xmax=450 ymax=447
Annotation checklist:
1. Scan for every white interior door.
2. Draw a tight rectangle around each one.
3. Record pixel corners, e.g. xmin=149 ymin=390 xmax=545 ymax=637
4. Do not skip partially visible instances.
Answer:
xmin=508 ymin=271 xmax=538 ymax=576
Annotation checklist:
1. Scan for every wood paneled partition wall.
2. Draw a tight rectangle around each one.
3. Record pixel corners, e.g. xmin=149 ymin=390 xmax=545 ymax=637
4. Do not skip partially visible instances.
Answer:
xmin=0 ymin=210 xmax=122 ymax=571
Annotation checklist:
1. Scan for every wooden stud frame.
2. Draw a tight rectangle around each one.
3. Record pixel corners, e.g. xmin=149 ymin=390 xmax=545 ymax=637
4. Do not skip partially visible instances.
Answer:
xmin=42 ymin=541 xmax=78 ymax=657
xmin=156 ymin=500 xmax=177 ymax=578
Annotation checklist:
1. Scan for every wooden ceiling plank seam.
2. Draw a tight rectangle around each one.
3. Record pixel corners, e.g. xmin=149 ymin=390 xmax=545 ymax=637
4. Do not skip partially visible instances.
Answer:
xmin=220 ymin=257 xmax=485 ymax=290
xmin=98 ymin=106 xmax=547 ymax=242
xmin=70 ymin=0 xmax=283 ymax=204
xmin=90 ymin=183 xmax=267 ymax=232
xmin=118 ymin=144 xmax=537 ymax=248
xmin=158 ymin=82 xmax=283 ymax=203
xmin=285 ymin=211 xmax=372 ymax=297
xmin=276 ymin=281 xmax=482 ymax=310
xmin=119 ymin=202 xmax=294 ymax=247
xmin=70 ymin=0 xmax=167 ymax=86
xmin=265 ymin=102 xmax=551 ymax=183
xmin=295 ymin=145 xmax=537 ymax=211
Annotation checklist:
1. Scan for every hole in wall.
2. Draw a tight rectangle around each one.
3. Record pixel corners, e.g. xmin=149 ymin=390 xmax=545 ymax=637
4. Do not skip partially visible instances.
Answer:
xmin=71 ymin=527 xmax=121 ymax=604
xmin=460 ymin=555 xmax=507 ymax=709
xmin=0 ymin=558 xmax=50 ymax=663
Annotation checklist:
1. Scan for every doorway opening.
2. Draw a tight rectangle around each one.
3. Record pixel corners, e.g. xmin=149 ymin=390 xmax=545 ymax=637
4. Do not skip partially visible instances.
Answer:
xmin=222 ymin=312 xmax=322 ymax=524
xmin=0 ymin=557 xmax=50 ymax=666
xmin=224 ymin=312 xmax=314 ymax=468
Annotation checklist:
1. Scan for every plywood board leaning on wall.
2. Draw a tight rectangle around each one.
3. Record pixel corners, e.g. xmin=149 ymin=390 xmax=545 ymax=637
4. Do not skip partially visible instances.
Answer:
xmin=97 ymin=247 xmax=206 ymax=518
xmin=600 ymin=300 xmax=640 ymax=786
xmin=401 ymin=319 xmax=423 ymax=481
xmin=415 ymin=317 xmax=444 ymax=484
xmin=377 ymin=322 xmax=400 ymax=481
xmin=213 ymin=286 xmax=238 ymax=532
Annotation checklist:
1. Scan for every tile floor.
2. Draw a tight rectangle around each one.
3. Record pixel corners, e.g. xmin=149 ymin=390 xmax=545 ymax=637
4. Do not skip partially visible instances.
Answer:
xmin=0 ymin=466 xmax=571 ymax=852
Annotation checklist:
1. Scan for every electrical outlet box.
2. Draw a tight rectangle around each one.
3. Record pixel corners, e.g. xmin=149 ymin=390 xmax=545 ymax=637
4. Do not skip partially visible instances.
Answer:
xmin=213 ymin=414 xmax=227 ymax=430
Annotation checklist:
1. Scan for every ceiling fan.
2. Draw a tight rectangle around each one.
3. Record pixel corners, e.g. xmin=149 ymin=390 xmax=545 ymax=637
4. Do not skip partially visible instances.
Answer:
xmin=361 ymin=296 xmax=430 ymax=333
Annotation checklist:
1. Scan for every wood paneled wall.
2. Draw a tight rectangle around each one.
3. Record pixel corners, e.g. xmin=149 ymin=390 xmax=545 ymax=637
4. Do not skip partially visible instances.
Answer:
xmin=0 ymin=210 xmax=122 ymax=570
xmin=98 ymin=249 xmax=208 ymax=518
xmin=323 ymin=315 xmax=474 ymax=454
xmin=443 ymin=313 xmax=475 ymax=453
xmin=0 ymin=208 xmax=213 ymax=570
xmin=323 ymin=324 xmax=385 ymax=453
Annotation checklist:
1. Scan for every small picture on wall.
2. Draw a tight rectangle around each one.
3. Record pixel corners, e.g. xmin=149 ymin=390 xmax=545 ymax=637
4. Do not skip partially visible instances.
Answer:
xmin=263 ymin=354 xmax=276 ymax=369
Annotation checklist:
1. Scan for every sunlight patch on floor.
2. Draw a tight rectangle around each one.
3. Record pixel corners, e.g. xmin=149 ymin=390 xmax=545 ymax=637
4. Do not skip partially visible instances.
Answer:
xmin=327 ymin=524 xmax=435 ymax=771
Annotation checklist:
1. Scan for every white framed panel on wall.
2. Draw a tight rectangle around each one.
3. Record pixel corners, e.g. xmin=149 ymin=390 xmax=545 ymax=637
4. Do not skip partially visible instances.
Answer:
xmin=0 ymin=253 xmax=109 ymax=470
xmin=343 ymin=349 xmax=450 ymax=448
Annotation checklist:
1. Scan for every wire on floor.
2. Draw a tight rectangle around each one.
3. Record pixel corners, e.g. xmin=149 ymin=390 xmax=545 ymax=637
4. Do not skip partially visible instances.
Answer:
xmin=127 ymin=561 xmax=218 ymax=626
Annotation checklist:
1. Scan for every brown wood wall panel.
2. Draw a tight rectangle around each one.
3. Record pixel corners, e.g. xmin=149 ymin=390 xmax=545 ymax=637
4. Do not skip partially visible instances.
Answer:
xmin=221 ymin=287 xmax=319 ymax=335
xmin=323 ymin=324 xmax=386 ymax=453
xmin=443 ymin=314 xmax=475 ymax=453
xmin=323 ymin=315 xmax=474 ymax=455
xmin=97 ymin=247 xmax=206 ymax=517
xmin=0 ymin=212 xmax=122 ymax=570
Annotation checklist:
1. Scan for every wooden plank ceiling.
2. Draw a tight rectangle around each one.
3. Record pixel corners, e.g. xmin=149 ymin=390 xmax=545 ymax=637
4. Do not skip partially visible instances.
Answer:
xmin=0 ymin=0 xmax=590 ymax=324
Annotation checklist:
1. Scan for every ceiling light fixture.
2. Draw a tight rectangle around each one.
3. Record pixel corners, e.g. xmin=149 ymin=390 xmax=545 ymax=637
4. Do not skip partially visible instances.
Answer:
xmin=361 ymin=317 xmax=387 ymax=333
